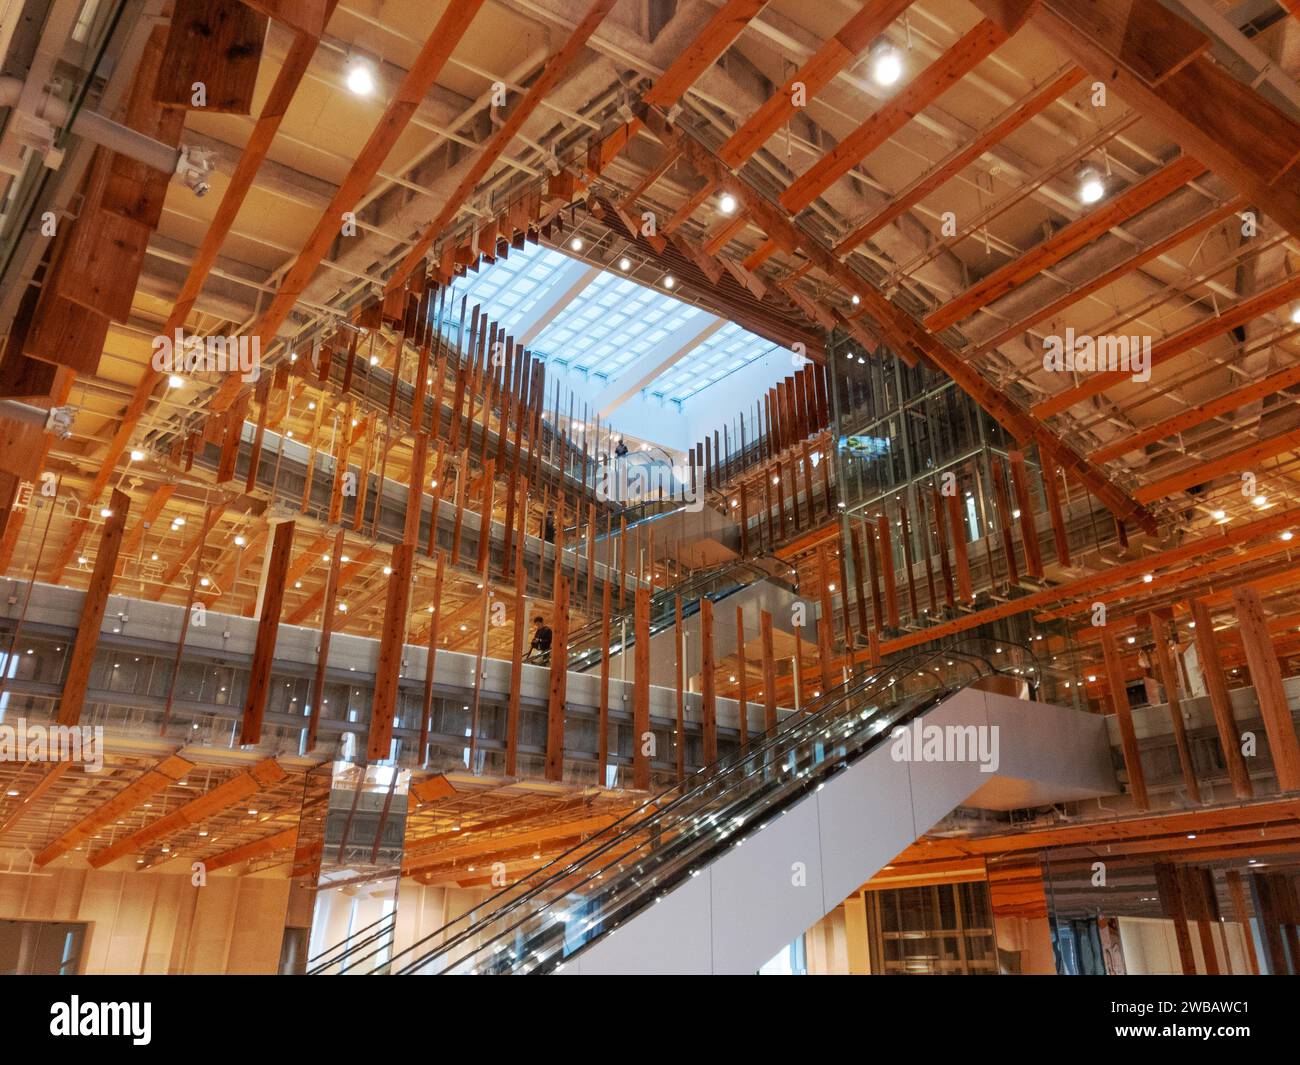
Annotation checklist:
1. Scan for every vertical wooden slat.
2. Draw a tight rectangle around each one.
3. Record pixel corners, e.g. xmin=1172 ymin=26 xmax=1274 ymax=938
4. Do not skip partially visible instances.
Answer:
xmin=990 ymin=458 xmax=1020 ymax=587
xmin=1154 ymin=861 xmax=1199 ymax=975
xmin=420 ymin=550 xmax=446 ymax=768
xmin=876 ymin=513 xmax=899 ymax=629
xmin=735 ymin=605 xmax=749 ymax=748
xmin=58 ymin=489 xmax=131 ymax=725
xmin=1008 ymin=451 xmax=1044 ymax=578
xmin=849 ymin=524 xmax=870 ymax=635
xmin=365 ymin=541 xmax=414 ymax=761
xmin=306 ymin=527 xmax=345 ymax=752
xmin=405 ymin=432 xmax=428 ymax=546
xmin=633 ymin=585 xmax=651 ymax=789
xmin=675 ymin=594 xmax=686 ymax=780
xmin=1040 ymin=451 xmax=1071 ymax=566
xmin=1100 ymin=629 xmax=1149 ymax=809
xmin=545 ymin=576 xmax=569 ymax=781
xmin=597 ymin=579 xmax=612 ymax=783
xmin=760 ymin=609 xmax=777 ymax=733
xmin=1147 ymin=612 xmax=1201 ymax=803
xmin=239 ymin=519 xmax=294 ymax=744
xmin=931 ymin=486 xmax=956 ymax=606
xmin=700 ymin=597 xmax=718 ymax=763
xmin=1232 ymin=585 xmax=1300 ymax=790
xmin=898 ymin=502 xmax=919 ymax=621
xmin=1189 ymin=597 xmax=1254 ymax=798
xmin=945 ymin=488 xmax=973 ymax=601
xmin=1225 ymin=869 xmax=1260 ymax=975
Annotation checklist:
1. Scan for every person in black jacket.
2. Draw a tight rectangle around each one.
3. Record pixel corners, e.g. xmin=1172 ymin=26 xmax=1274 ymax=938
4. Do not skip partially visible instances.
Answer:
xmin=543 ymin=510 xmax=556 ymax=543
xmin=529 ymin=615 xmax=552 ymax=660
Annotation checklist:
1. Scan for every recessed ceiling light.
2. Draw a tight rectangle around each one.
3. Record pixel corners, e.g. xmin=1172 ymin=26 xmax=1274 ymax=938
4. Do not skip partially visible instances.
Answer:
xmin=129 ymin=449 xmax=145 ymax=462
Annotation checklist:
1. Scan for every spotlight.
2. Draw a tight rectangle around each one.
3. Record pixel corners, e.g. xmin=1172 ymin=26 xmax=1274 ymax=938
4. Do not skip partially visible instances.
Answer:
xmin=869 ymin=41 xmax=903 ymax=86
xmin=129 ymin=449 xmax=145 ymax=462
xmin=1076 ymin=164 xmax=1105 ymax=205
xmin=663 ymin=275 xmax=675 ymax=289
xmin=618 ymin=257 xmax=631 ymax=271
xmin=570 ymin=237 xmax=583 ymax=252
xmin=1253 ymin=495 xmax=1268 ymax=507
xmin=168 ymin=374 xmax=184 ymax=389
xmin=851 ymin=294 xmax=860 ymax=305
xmin=718 ymin=193 xmax=737 ymax=215
xmin=345 ymin=56 xmax=375 ymax=96
xmin=1291 ymin=305 xmax=1300 ymax=325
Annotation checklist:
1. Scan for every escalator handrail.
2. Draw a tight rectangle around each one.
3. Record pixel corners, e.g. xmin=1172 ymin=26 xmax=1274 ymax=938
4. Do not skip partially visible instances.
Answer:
xmin=397 ymin=653 xmax=991 ymax=975
xmin=383 ymin=640 xmax=1010 ymax=974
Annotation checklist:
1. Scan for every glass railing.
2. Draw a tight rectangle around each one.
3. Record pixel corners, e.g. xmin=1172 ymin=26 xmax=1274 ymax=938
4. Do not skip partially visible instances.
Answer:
xmin=360 ymin=641 xmax=1009 ymax=975
xmin=553 ymin=557 xmax=787 ymax=672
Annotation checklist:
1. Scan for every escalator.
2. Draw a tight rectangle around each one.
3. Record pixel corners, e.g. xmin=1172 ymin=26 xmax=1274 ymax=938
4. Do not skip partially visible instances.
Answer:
xmin=312 ymin=639 xmax=1115 ymax=974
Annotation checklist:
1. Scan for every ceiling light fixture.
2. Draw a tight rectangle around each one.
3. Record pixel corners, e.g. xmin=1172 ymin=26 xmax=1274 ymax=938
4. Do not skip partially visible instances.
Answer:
xmin=718 ymin=192 xmax=737 ymax=215
xmin=618 ymin=256 xmax=631 ymax=271
xmin=570 ymin=237 xmax=583 ymax=252
xmin=345 ymin=55 xmax=376 ymax=96
xmin=869 ymin=40 xmax=903 ymax=86
xmin=1076 ymin=164 xmax=1105 ymax=205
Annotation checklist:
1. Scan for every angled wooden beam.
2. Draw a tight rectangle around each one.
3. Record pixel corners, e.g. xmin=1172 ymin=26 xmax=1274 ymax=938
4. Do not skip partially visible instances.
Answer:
xmin=0 ymin=763 xmax=70 ymax=842
xmin=1009 ymin=0 xmax=1300 ymax=240
xmin=1034 ymin=272 xmax=1300 ymax=420
xmin=385 ymin=0 xmax=617 ymax=295
xmin=643 ymin=0 xmax=767 ymax=108
xmin=717 ymin=1 xmax=913 ymax=167
xmin=836 ymin=65 xmax=1085 ymax=252
xmin=641 ymin=108 xmax=1156 ymax=534
xmin=212 ymin=0 xmax=487 ymax=411
xmin=239 ymin=520 xmax=295 ymax=745
xmin=89 ymin=758 xmax=287 ymax=868
xmin=35 ymin=754 xmax=193 ymax=865
xmin=202 ymin=826 xmax=299 ymax=872
xmin=57 ymin=489 xmax=130 ymax=726
xmin=782 ymin=18 xmax=1010 ymax=213
xmin=1147 ymin=612 xmax=1200 ymax=804
xmin=1133 ymin=424 xmax=1300 ymax=504
xmin=926 ymin=154 xmax=1205 ymax=332
xmin=1093 ymin=359 xmax=1300 ymax=464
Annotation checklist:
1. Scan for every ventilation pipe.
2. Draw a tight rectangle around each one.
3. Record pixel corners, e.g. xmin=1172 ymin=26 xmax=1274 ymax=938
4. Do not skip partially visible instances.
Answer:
xmin=0 ymin=75 xmax=214 ymax=194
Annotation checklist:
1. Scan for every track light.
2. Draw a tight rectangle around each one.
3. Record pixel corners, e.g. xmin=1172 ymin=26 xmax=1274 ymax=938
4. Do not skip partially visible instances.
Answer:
xmin=869 ymin=41 xmax=903 ymax=87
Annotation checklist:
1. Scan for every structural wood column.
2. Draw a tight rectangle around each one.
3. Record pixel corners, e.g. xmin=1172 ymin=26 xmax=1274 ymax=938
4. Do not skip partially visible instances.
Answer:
xmin=58 ymin=489 xmax=131 ymax=725
xmin=240 ymin=519 xmax=294 ymax=745
xmin=1232 ymin=586 xmax=1300 ymax=791
xmin=1100 ymin=628 xmax=1149 ymax=809
xmin=1189 ymin=597 xmax=1253 ymax=798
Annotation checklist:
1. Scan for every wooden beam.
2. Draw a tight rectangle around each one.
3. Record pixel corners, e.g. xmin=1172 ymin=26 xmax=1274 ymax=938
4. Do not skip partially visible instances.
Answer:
xmin=239 ymin=520 xmax=295 ymax=745
xmin=640 ymin=108 xmax=1156 ymax=534
xmin=1100 ymin=628 xmax=1149 ymax=809
xmin=1133 ymin=424 xmax=1300 ymax=504
xmin=545 ymin=576 xmax=570 ymax=782
xmin=89 ymin=759 xmax=287 ymax=868
xmin=1034 ymin=272 xmax=1300 ymax=421
xmin=385 ymin=0 xmax=617 ymax=295
xmin=305 ymin=527 xmax=344 ymax=752
xmin=202 ymin=826 xmax=298 ymax=872
xmin=643 ymin=0 xmax=766 ymax=108
xmin=366 ymin=542 xmax=415 ymax=761
xmin=633 ymin=584 xmax=651 ymax=789
xmin=1232 ymin=586 xmax=1300 ymax=791
xmin=0 ymin=763 xmax=70 ymax=842
xmin=212 ymin=0 xmax=487 ymax=412
xmin=1148 ymin=612 xmax=1200 ymax=804
xmin=836 ymin=66 xmax=1085 ymax=252
xmin=58 ymin=489 xmax=130 ymax=726
xmin=700 ymin=596 xmax=718 ymax=763
xmin=760 ymin=608 xmax=777 ymax=732
xmin=35 ymin=754 xmax=193 ymax=865
xmin=717 ymin=1 xmax=913 ymax=167
xmin=782 ymin=19 xmax=1010 ymax=213
xmin=1189 ymin=597 xmax=1254 ymax=799
xmin=156 ymin=0 xmax=267 ymax=114
xmin=926 ymin=154 xmax=1205 ymax=332
xmin=1014 ymin=0 xmax=1300 ymax=240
